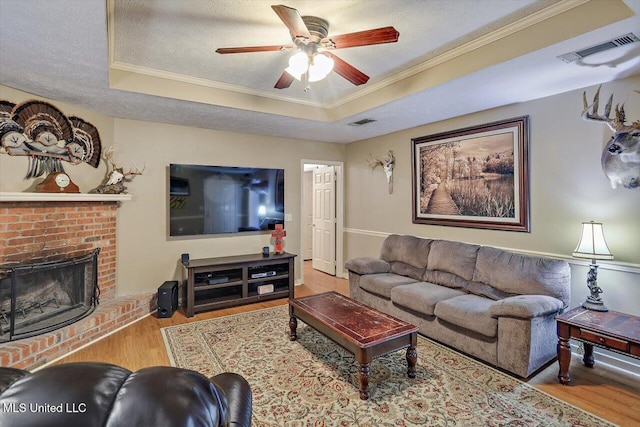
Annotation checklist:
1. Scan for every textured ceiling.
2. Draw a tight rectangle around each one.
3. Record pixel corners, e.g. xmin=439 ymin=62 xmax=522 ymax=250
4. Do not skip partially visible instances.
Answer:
xmin=1 ymin=0 xmax=639 ymax=144
xmin=112 ymin=0 xmax=550 ymax=103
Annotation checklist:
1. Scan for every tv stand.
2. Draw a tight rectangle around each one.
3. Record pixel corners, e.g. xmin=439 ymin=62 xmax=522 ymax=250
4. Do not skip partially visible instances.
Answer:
xmin=182 ymin=252 xmax=296 ymax=317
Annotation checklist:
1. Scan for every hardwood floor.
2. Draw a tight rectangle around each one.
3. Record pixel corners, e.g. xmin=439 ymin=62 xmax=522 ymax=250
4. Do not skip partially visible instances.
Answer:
xmin=54 ymin=262 xmax=639 ymax=426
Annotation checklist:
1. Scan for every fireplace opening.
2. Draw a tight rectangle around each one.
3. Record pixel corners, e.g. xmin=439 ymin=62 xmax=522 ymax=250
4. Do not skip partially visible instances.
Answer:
xmin=0 ymin=248 xmax=100 ymax=342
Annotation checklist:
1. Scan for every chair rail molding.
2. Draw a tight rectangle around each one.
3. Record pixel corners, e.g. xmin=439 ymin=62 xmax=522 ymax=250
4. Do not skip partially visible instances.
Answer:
xmin=343 ymin=228 xmax=640 ymax=275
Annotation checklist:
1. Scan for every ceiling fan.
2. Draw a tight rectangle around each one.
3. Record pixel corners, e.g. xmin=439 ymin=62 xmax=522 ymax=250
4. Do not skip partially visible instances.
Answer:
xmin=215 ymin=4 xmax=399 ymax=90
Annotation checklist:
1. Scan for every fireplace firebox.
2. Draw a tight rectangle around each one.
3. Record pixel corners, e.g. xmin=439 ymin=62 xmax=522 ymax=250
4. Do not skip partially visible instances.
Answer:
xmin=0 ymin=249 xmax=100 ymax=342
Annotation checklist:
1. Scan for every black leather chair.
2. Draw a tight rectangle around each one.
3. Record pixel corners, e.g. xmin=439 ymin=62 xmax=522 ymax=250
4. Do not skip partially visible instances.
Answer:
xmin=0 ymin=362 xmax=252 ymax=427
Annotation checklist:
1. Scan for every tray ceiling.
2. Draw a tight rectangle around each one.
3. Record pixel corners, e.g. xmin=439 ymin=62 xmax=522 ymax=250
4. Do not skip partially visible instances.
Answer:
xmin=1 ymin=0 xmax=639 ymax=143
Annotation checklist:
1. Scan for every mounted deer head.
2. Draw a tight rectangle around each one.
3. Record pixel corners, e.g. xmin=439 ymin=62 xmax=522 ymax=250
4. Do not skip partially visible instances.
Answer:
xmin=367 ymin=150 xmax=395 ymax=194
xmin=582 ymin=86 xmax=640 ymax=189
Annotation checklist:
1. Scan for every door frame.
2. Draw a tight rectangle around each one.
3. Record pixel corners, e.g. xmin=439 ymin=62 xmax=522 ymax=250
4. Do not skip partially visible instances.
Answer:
xmin=300 ymin=159 xmax=345 ymax=283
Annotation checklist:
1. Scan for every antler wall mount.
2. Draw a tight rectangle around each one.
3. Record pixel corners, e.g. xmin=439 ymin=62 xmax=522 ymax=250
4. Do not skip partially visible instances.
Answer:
xmin=216 ymin=4 xmax=399 ymax=91
xmin=367 ymin=150 xmax=395 ymax=194
xmin=92 ymin=145 xmax=145 ymax=195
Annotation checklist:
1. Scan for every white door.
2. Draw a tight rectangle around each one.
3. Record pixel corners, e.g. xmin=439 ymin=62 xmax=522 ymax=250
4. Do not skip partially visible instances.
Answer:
xmin=312 ymin=166 xmax=336 ymax=275
xmin=302 ymin=170 xmax=313 ymax=260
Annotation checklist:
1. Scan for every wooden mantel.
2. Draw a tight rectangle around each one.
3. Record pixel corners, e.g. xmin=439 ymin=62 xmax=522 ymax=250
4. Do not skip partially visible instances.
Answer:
xmin=0 ymin=192 xmax=132 ymax=202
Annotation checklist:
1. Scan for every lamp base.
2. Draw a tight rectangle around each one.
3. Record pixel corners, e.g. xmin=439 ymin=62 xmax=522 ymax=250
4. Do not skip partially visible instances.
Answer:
xmin=582 ymin=298 xmax=608 ymax=312
xmin=581 ymin=262 xmax=608 ymax=312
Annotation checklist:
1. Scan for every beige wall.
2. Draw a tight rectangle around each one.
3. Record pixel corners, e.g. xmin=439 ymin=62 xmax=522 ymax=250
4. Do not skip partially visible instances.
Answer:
xmin=112 ymin=118 xmax=344 ymax=294
xmin=344 ymin=75 xmax=640 ymax=316
xmin=0 ymin=85 xmax=345 ymax=295
xmin=2 ymin=78 xmax=639 ymax=314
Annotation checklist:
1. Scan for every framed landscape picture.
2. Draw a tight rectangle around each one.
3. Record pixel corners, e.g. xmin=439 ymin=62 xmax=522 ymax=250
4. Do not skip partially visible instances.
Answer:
xmin=411 ymin=116 xmax=530 ymax=232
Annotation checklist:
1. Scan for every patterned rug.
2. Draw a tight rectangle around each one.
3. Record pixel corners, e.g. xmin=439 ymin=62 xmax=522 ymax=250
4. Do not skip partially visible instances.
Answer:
xmin=161 ymin=306 xmax=613 ymax=427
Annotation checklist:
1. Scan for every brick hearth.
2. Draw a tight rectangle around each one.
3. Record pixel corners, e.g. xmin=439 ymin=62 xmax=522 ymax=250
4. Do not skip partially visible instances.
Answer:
xmin=0 ymin=196 xmax=156 ymax=369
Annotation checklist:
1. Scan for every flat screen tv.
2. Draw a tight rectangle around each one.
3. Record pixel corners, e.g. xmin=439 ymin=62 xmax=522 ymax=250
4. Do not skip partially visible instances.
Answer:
xmin=169 ymin=164 xmax=284 ymax=236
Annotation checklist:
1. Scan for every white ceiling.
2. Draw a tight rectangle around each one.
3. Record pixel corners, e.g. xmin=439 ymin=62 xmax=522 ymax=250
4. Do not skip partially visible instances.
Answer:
xmin=1 ymin=0 xmax=639 ymax=144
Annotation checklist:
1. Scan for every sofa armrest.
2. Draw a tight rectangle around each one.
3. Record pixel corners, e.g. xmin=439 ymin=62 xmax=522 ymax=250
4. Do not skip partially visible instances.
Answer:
xmin=211 ymin=372 xmax=252 ymax=427
xmin=0 ymin=367 xmax=28 ymax=393
xmin=345 ymin=257 xmax=390 ymax=275
xmin=489 ymin=295 xmax=564 ymax=319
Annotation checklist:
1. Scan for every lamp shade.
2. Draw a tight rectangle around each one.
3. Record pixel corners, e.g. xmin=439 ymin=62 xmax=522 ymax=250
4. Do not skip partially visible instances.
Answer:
xmin=572 ymin=221 xmax=614 ymax=261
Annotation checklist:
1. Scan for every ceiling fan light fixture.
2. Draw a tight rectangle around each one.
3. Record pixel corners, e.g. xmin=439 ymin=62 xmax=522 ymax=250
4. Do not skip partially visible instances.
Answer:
xmin=217 ymin=5 xmax=399 ymax=90
xmin=285 ymin=51 xmax=309 ymax=79
xmin=308 ymin=53 xmax=334 ymax=82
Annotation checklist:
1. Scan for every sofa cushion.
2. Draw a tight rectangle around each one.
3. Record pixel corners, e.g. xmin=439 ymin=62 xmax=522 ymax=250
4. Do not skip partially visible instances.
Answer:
xmin=426 ymin=240 xmax=479 ymax=282
xmin=422 ymin=270 xmax=469 ymax=289
xmin=345 ymin=257 xmax=390 ymax=275
xmin=472 ymin=246 xmax=571 ymax=306
xmin=465 ymin=280 xmax=518 ymax=301
xmin=390 ymin=261 xmax=425 ymax=281
xmin=390 ymin=282 xmax=467 ymax=316
xmin=489 ymin=295 xmax=565 ymax=319
xmin=380 ymin=234 xmax=432 ymax=268
xmin=434 ymin=294 xmax=497 ymax=338
xmin=359 ymin=273 xmax=418 ymax=299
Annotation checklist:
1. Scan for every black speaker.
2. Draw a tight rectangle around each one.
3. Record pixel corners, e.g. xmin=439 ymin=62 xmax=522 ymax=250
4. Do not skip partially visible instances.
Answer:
xmin=181 ymin=253 xmax=189 ymax=266
xmin=157 ymin=281 xmax=178 ymax=318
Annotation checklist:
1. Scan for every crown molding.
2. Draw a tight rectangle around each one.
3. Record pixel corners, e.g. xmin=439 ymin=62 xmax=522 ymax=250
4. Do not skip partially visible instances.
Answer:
xmin=109 ymin=61 xmax=330 ymax=109
xmin=328 ymin=0 xmax=592 ymax=109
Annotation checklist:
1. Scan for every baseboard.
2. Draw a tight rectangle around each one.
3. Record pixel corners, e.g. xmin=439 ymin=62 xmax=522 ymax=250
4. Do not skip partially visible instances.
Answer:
xmin=572 ymin=342 xmax=640 ymax=378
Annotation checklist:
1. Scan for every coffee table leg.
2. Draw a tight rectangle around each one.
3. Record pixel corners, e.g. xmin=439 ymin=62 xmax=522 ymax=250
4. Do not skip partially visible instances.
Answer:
xmin=358 ymin=363 xmax=370 ymax=400
xmin=583 ymin=343 xmax=595 ymax=368
xmin=289 ymin=315 xmax=298 ymax=341
xmin=557 ymin=336 xmax=571 ymax=385
xmin=406 ymin=346 xmax=417 ymax=378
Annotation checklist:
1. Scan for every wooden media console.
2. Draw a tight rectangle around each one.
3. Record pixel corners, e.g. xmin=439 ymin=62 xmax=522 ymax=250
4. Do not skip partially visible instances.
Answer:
xmin=183 ymin=252 xmax=296 ymax=317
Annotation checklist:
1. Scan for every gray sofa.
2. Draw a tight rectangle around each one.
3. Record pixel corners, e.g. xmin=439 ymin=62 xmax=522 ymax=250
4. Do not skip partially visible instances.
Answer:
xmin=345 ymin=234 xmax=571 ymax=378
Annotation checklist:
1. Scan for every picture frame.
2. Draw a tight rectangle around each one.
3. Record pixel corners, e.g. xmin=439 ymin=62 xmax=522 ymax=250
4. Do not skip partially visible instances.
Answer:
xmin=411 ymin=116 xmax=529 ymax=232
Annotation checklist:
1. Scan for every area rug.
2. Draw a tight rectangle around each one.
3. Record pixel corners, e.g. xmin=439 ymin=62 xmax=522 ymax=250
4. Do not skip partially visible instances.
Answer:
xmin=161 ymin=306 xmax=613 ymax=427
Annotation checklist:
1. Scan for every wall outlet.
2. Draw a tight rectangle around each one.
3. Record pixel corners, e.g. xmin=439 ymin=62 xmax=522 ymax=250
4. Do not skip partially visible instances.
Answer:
xmin=285 ymin=213 xmax=292 ymax=221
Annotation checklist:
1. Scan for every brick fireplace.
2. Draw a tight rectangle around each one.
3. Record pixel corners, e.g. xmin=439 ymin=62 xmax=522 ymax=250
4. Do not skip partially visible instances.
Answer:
xmin=0 ymin=193 xmax=156 ymax=369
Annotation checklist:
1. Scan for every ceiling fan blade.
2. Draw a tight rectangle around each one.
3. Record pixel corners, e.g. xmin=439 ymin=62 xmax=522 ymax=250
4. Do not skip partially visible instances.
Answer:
xmin=322 ymin=26 xmax=399 ymax=49
xmin=324 ymin=52 xmax=369 ymax=85
xmin=271 ymin=5 xmax=311 ymax=38
xmin=216 ymin=45 xmax=292 ymax=54
xmin=274 ymin=71 xmax=295 ymax=89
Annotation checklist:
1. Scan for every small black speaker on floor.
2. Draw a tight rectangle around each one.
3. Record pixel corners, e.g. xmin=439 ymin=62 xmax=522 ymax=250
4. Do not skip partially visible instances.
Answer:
xmin=157 ymin=281 xmax=178 ymax=318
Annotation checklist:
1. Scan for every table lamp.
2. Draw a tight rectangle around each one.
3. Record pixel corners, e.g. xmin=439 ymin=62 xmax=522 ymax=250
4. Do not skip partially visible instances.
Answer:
xmin=572 ymin=221 xmax=613 ymax=312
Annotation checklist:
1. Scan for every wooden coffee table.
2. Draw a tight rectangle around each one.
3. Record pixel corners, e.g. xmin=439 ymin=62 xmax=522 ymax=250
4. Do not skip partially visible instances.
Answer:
xmin=289 ymin=291 xmax=418 ymax=400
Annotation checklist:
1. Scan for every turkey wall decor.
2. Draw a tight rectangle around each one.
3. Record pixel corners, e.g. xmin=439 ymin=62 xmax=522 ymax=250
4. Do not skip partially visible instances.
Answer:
xmin=0 ymin=100 xmax=102 ymax=179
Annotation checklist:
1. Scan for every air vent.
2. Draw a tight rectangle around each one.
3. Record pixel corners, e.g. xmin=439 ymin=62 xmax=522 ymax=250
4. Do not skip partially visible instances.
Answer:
xmin=348 ymin=118 xmax=377 ymax=126
xmin=558 ymin=33 xmax=639 ymax=63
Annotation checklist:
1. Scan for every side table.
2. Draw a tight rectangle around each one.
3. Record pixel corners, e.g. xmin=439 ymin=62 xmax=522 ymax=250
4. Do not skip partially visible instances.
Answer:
xmin=555 ymin=307 xmax=640 ymax=385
